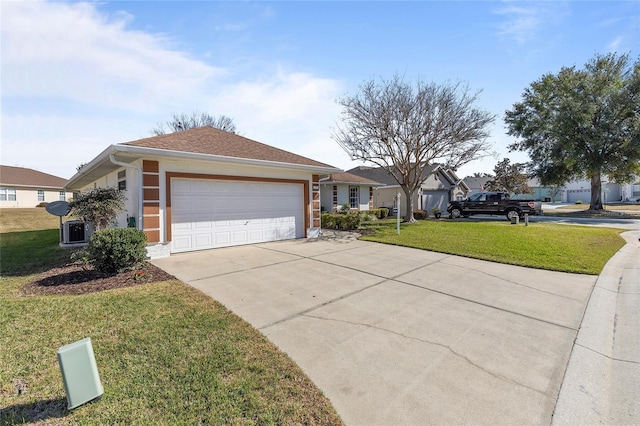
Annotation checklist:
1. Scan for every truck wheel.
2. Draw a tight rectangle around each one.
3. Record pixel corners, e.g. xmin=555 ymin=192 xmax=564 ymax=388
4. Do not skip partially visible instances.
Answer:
xmin=506 ymin=210 xmax=520 ymax=221
xmin=450 ymin=207 xmax=463 ymax=218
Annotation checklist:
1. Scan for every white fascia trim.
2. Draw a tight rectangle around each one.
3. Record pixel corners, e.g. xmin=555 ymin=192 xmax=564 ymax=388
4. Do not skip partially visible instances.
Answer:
xmin=65 ymin=145 xmax=120 ymax=190
xmin=66 ymin=144 xmax=341 ymax=189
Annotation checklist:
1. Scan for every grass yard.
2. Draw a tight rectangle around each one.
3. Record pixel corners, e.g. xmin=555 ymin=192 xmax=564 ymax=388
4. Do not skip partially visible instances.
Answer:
xmin=0 ymin=209 xmax=343 ymax=425
xmin=359 ymin=219 xmax=626 ymax=275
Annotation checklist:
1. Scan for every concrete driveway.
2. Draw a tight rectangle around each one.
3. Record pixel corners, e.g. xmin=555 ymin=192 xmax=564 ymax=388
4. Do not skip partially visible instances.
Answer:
xmin=152 ymin=233 xmax=597 ymax=425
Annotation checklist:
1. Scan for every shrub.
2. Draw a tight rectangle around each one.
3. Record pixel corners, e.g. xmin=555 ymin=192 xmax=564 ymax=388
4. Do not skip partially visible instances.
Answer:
xmin=338 ymin=203 xmax=351 ymax=214
xmin=575 ymin=200 xmax=583 ymax=204
xmin=360 ymin=213 xmax=374 ymax=222
xmin=371 ymin=208 xmax=389 ymax=219
xmin=70 ymin=187 xmax=126 ymax=231
xmin=35 ymin=202 xmax=48 ymax=208
xmin=321 ymin=212 xmax=361 ymax=230
xmin=87 ymin=228 xmax=147 ymax=274
xmin=413 ymin=210 xmax=429 ymax=220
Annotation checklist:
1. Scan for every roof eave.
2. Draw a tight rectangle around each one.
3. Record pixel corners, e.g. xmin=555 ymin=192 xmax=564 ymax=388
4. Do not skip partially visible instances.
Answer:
xmin=65 ymin=144 xmax=341 ymax=190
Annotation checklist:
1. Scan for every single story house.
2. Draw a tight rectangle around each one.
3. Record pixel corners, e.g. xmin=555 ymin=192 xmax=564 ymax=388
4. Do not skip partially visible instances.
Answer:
xmin=561 ymin=178 xmax=640 ymax=203
xmin=463 ymin=175 xmax=640 ymax=203
xmin=0 ymin=165 xmax=69 ymax=208
xmin=318 ymin=172 xmax=381 ymax=212
xmin=65 ymin=126 xmax=340 ymax=258
xmin=347 ymin=164 xmax=469 ymax=216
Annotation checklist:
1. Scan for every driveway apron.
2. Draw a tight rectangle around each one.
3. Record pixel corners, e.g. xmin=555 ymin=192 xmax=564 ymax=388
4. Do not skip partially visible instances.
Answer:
xmin=152 ymin=235 xmax=596 ymax=425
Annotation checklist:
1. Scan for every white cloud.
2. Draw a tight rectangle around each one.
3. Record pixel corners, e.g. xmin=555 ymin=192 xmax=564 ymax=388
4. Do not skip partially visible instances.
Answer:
xmin=210 ymin=69 xmax=347 ymax=168
xmin=0 ymin=2 xmax=347 ymax=177
xmin=494 ymin=1 xmax=570 ymax=44
xmin=608 ymin=36 xmax=624 ymax=52
xmin=1 ymin=0 xmax=222 ymax=113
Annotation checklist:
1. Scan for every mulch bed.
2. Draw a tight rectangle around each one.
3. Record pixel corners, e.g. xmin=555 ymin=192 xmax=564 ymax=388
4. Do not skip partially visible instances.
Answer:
xmin=23 ymin=262 xmax=176 ymax=296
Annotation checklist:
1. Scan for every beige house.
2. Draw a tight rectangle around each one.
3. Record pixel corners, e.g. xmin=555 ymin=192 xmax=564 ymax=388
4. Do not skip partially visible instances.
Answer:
xmin=319 ymin=172 xmax=381 ymax=212
xmin=0 ymin=165 xmax=68 ymax=208
xmin=347 ymin=165 xmax=469 ymax=216
xmin=65 ymin=126 xmax=340 ymax=258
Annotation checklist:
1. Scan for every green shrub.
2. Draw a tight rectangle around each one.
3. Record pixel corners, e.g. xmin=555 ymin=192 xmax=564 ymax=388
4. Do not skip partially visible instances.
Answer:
xmin=575 ymin=200 xmax=583 ymax=204
xmin=413 ymin=210 xmax=429 ymax=220
xmin=338 ymin=203 xmax=351 ymax=214
xmin=87 ymin=228 xmax=147 ymax=274
xmin=321 ymin=212 xmax=337 ymax=229
xmin=371 ymin=208 xmax=389 ymax=219
xmin=360 ymin=213 xmax=374 ymax=222
xmin=321 ymin=212 xmax=361 ymax=230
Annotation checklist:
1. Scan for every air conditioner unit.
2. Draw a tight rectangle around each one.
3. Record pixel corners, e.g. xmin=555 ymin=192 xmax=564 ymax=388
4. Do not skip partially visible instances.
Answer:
xmin=62 ymin=220 xmax=93 ymax=244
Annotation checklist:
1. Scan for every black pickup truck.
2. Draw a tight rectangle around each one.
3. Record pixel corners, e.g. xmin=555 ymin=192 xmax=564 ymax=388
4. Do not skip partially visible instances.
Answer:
xmin=447 ymin=192 xmax=542 ymax=220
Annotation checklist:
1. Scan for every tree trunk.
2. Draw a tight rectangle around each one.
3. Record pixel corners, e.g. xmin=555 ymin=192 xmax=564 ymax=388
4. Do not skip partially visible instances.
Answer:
xmin=589 ymin=171 xmax=604 ymax=211
xmin=403 ymin=187 xmax=416 ymax=223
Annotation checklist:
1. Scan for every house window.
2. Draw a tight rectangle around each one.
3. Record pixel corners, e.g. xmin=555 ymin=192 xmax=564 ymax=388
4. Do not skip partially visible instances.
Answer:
xmin=0 ymin=187 xmax=17 ymax=201
xmin=633 ymin=184 xmax=640 ymax=197
xmin=349 ymin=186 xmax=359 ymax=209
xmin=59 ymin=191 xmax=66 ymax=201
xmin=118 ymin=170 xmax=126 ymax=191
xmin=37 ymin=190 xmax=45 ymax=202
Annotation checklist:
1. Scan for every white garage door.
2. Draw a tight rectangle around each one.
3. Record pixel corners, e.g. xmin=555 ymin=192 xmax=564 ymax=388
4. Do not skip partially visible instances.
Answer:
xmin=171 ymin=179 xmax=304 ymax=253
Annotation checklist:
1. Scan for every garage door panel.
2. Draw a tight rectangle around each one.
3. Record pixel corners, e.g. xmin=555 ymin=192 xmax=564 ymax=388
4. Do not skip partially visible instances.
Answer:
xmin=171 ymin=179 xmax=304 ymax=253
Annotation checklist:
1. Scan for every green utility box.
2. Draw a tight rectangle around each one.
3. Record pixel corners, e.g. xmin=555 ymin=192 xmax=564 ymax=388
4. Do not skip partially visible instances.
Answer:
xmin=57 ymin=337 xmax=103 ymax=409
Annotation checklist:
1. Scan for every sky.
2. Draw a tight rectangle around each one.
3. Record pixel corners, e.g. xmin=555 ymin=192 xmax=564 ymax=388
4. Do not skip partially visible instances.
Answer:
xmin=1 ymin=0 xmax=639 ymax=180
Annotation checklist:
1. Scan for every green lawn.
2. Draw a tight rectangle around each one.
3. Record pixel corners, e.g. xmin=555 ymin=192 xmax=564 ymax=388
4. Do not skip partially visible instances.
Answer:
xmin=359 ymin=219 xmax=626 ymax=275
xmin=0 ymin=209 xmax=343 ymax=425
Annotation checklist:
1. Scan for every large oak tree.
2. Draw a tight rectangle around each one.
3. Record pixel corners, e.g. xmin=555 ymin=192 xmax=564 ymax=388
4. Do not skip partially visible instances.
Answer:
xmin=333 ymin=75 xmax=495 ymax=222
xmin=505 ymin=53 xmax=640 ymax=210
xmin=485 ymin=158 xmax=532 ymax=194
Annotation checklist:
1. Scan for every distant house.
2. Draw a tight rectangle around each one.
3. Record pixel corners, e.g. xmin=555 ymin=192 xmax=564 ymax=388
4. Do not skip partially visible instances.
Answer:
xmin=0 ymin=165 xmax=68 ymax=208
xmin=561 ymin=177 xmax=637 ymax=203
xmin=347 ymin=164 xmax=469 ymax=216
xmin=318 ymin=172 xmax=382 ymax=212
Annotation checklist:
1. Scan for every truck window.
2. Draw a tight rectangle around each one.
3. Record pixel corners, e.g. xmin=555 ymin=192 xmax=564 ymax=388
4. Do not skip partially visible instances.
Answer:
xmin=469 ymin=193 xmax=486 ymax=202
xmin=487 ymin=194 xmax=499 ymax=202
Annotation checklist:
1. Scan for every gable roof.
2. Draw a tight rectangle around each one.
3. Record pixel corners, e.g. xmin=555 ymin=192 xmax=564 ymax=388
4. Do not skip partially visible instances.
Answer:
xmin=66 ymin=126 xmax=340 ymax=190
xmin=0 ymin=165 xmax=67 ymax=189
xmin=121 ymin=126 xmax=334 ymax=168
xmin=319 ymin=171 xmax=381 ymax=186
xmin=347 ymin=164 xmax=469 ymax=191
xmin=347 ymin=164 xmax=442 ymax=186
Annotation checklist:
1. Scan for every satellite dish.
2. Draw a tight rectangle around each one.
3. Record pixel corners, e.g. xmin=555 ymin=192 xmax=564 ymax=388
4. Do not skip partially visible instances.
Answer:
xmin=45 ymin=201 xmax=71 ymax=217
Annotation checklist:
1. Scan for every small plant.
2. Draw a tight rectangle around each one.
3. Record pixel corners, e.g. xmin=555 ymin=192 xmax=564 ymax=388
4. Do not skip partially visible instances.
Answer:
xmin=87 ymin=228 xmax=147 ymax=274
xmin=338 ymin=203 xmax=351 ymax=214
xmin=371 ymin=208 xmax=389 ymax=219
xmin=575 ymin=200 xmax=583 ymax=204
xmin=130 ymin=269 xmax=151 ymax=282
xmin=413 ymin=210 xmax=429 ymax=220
xmin=70 ymin=187 xmax=126 ymax=231
xmin=431 ymin=207 xmax=442 ymax=218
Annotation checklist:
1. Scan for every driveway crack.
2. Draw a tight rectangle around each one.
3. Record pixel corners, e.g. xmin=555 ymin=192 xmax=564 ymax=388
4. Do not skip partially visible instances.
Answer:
xmin=303 ymin=313 xmax=547 ymax=396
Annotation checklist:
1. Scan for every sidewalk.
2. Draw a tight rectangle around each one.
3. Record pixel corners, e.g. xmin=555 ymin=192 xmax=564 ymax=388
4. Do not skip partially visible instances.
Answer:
xmin=552 ymin=230 xmax=640 ymax=424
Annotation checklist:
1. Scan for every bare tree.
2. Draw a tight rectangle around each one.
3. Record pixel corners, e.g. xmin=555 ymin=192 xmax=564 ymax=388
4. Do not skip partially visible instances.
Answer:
xmin=333 ymin=75 xmax=495 ymax=222
xmin=152 ymin=112 xmax=237 ymax=135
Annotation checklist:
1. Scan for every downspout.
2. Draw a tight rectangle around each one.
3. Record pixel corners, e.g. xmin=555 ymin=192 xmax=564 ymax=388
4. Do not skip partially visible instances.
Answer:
xmin=109 ymin=155 xmax=143 ymax=231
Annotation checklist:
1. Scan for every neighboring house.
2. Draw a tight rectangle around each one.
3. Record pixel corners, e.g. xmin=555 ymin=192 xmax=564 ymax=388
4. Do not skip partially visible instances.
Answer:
xmin=65 ymin=126 xmax=340 ymax=258
xmin=0 ymin=165 xmax=68 ymax=208
xmin=347 ymin=164 xmax=469 ymax=216
xmin=318 ymin=172 xmax=381 ymax=212
xmin=621 ymin=178 xmax=640 ymax=202
xmin=562 ymin=178 xmax=629 ymax=203
xmin=463 ymin=176 xmax=491 ymax=194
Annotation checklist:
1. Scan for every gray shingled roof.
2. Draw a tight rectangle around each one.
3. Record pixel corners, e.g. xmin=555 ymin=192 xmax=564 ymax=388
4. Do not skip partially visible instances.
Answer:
xmin=319 ymin=172 xmax=381 ymax=185
xmin=0 ymin=165 xmax=67 ymax=188
xmin=347 ymin=164 xmax=441 ymax=186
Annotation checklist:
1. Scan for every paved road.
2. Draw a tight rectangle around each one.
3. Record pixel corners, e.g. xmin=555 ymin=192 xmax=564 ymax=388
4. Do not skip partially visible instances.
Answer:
xmin=461 ymin=214 xmax=640 ymax=230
